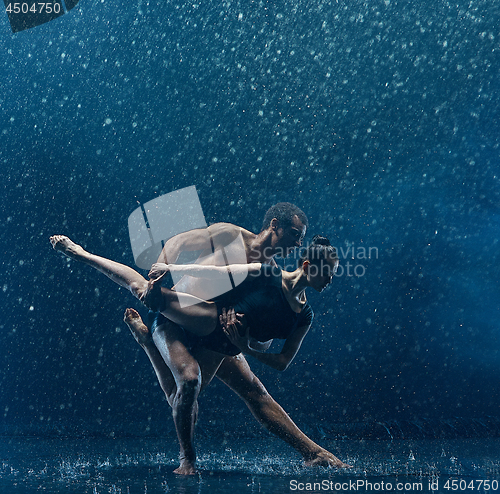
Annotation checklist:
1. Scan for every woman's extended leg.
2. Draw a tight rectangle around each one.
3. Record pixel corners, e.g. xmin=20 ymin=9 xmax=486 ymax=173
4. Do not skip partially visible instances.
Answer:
xmin=50 ymin=235 xmax=217 ymax=335
xmin=50 ymin=235 xmax=148 ymax=296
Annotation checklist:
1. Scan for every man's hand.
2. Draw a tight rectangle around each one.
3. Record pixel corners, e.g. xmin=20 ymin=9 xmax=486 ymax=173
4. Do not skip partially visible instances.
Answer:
xmin=148 ymin=263 xmax=170 ymax=281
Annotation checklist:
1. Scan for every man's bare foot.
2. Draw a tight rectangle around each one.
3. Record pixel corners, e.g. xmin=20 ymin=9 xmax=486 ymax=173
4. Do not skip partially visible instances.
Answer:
xmin=304 ymin=450 xmax=352 ymax=469
xmin=173 ymin=459 xmax=197 ymax=475
xmin=123 ymin=308 xmax=151 ymax=346
xmin=50 ymin=235 xmax=87 ymax=261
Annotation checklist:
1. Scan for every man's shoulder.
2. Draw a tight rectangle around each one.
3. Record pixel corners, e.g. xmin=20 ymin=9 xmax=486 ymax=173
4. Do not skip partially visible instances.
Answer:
xmin=207 ymin=223 xmax=256 ymax=242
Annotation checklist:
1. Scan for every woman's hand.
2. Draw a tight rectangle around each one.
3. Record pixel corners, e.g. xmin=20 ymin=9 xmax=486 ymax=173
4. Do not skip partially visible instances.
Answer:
xmin=220 ymin=308 xmax=251 ymax=352
xmin=148 ymin=263 xmax=170 ymax=281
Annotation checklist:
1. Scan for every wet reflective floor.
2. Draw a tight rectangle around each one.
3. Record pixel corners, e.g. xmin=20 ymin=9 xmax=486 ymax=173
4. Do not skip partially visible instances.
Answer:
xmin=1 ymin=436 xmax=499 ymax=493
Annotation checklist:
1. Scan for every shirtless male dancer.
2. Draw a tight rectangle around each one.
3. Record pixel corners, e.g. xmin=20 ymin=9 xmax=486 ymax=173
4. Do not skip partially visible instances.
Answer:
xmin=117 ymin=203 xmax=347 ymax=473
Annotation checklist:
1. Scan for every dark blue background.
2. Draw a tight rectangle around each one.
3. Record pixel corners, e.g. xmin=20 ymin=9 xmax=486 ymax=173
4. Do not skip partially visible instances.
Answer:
xmin=1 ymin=0 xmax=499 ymax=438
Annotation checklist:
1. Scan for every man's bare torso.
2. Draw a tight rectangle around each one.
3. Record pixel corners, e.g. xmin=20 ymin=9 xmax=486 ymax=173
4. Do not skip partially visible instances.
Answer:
xmin=159 ymin=223 xmax=265 ymax=300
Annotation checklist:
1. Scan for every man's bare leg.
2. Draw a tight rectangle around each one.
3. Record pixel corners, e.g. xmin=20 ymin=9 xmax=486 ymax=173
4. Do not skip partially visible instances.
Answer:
xmin=216 ymin=355 xmax=350 ymax=468
xmin=124 ymin=308 xmax=176 ymax=406
xmin=124 ymin=310 xmax=203 ymax=475
xmin=123 ymin=310 xmax=199 ymax=474
xmin=125 ymin=311 xmax=230 ymax=474
xmin=151 ymin=322 xmax=200 ymax=475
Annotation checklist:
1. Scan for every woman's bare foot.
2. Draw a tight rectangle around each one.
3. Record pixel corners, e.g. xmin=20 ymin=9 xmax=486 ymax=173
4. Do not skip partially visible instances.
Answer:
xmin=50 ymin=235 xmax=87 ymax=261
xmin=304 ymin=449 xmax=351 ymax=469
xmin=173 ymin=459 xmax=197 ymax=475
xmin=123 ymin=308 xmax=151 ymax=346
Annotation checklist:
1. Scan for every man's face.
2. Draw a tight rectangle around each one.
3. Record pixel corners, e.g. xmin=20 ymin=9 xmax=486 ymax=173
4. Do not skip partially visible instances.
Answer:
xmin=274 ymin=215 xmax=306 ymax=255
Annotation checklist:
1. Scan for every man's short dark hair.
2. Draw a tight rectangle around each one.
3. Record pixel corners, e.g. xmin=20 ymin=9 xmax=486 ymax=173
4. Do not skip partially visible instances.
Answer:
xmin=261 ymin=202 xmax=309 ymax=232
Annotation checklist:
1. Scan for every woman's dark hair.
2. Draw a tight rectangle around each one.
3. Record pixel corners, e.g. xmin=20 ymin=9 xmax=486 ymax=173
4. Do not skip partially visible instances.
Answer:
xmin=300 ymin=235 xmax=338 ymax=263
xmin=261 ymin=202 xmax=309 ymax=232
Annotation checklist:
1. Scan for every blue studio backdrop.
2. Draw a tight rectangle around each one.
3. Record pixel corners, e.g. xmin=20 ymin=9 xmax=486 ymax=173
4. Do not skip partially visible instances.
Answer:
xmin=1 ymin=0 xmax=499 ymax=440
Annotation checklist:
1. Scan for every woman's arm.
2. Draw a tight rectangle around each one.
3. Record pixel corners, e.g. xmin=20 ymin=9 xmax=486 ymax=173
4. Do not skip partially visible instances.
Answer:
xmin=223 ymin=317 xmax=311 ymax=372
xmin=149 ymin=262 xmax=261 ymax=280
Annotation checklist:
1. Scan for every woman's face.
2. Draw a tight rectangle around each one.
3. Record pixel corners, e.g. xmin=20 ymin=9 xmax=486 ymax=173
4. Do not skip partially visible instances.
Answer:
xmin=306 ymin=257 xmax=339 ymax=292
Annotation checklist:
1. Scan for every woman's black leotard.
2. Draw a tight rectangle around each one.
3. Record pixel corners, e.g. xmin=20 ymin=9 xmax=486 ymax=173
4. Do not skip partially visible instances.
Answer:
xmin=152 ymin=264 xmax=314 ymax=356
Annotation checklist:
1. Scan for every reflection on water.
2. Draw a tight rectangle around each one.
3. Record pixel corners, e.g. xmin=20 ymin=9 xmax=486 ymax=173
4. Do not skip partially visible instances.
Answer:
xmin=1 ymin=436 xmax=499 ymax=493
